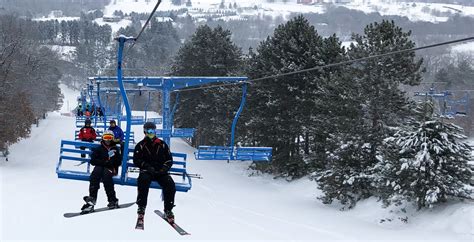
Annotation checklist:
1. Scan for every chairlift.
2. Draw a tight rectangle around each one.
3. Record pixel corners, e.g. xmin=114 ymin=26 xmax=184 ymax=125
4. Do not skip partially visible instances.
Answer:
xmin=194 ymin=83 xmax=273 ymax=162
xmin=413 ymin=87 xmax=470 ymax=117
xmin=57 ymin=36 xmax=193 ymax=192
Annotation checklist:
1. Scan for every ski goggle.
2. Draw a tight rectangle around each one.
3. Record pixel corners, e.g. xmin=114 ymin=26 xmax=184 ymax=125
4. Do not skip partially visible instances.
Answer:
xmin=102 ymin=134 xmax=114 ymax=141
xmin=146 ymin=129 xmax=156 ymax=135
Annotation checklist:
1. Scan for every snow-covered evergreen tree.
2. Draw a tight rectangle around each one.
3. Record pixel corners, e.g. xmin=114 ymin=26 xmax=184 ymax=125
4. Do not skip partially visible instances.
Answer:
xmin=378 ymin=100 xmax=472 ymax=209
xmin=171 ymin=25 xmax=243 ymax=147
xmin=315 ymin=20 xmax=423 ymax=208
xmin=315 ymin=132 xmax=374 ymax=209
xmin=348 ymin=20 xmax=424 ymax=166
xmin=246 ymin=15 xmax=327 ymax=178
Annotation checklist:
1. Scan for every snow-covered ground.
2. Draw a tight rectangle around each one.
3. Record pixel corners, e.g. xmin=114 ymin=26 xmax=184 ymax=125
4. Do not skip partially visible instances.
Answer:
xmin=0 ymin=84 xmax=473 ymax=241
xmin=33 ymin=16 xmax=80 ymax=22
xmin=103 ymin=0 xmax=326 ymax=17
xmin=451 ymin=42 xmax=474 ymax=55
xmin=346 ymin=0 xmax=474 ymax=22
xmin=94 ymin=17 xmax=133 ymax=34
xmin=43 ymin=45 xmax=76 ymax=62
xmin=103 ymin=0 xmax=474 ymax=23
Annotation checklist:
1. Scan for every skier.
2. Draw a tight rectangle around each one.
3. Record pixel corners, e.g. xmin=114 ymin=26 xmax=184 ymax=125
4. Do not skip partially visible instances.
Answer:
xmin=76 ymin=103 xmax=83 ymax=116
xmin=108 ymin=120 xmax=124 ymax=154
xmin=78 ymin=119 xmax=97 ymax=158
xmin=81 ymin=130 xmax=122 ymax=213
xmin=84 ymin=109 xmax=92 ymax=118
xmin=133 ymin=122 xmax=176 ymax=224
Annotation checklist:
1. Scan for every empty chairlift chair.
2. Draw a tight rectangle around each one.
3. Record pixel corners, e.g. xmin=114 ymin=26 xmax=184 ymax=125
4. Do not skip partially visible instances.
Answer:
xmin=194 ymin=83 xmax=272 ymax=162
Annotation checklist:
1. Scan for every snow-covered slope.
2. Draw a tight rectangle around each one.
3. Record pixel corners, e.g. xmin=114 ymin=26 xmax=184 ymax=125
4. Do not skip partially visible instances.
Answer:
xmin=0 ymin=84 xmax=473 ymax=241
xmin=451 ymin=42 xmax=474 ymax=55
xmin=103 ymin=0 xmax=326 ymax=16
xmin=346 ymin=0 xmax=474 ymax=22
xmin=103 ymin=0 xmax=474 ymax=23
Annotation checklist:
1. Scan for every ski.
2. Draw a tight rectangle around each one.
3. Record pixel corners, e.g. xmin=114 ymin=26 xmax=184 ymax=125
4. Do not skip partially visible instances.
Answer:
xmin=63 ymin=202 xmax=135 ymax=218
xmin=154 ymin=210 xmax=190 ymax=235
xmin=135 ymin=214 xmax=145 ymax=230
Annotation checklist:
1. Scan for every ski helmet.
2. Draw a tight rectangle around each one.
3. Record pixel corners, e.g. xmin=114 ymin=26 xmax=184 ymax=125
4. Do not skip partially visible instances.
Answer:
xmin=102 ymin=130 xmax=114 ymax=141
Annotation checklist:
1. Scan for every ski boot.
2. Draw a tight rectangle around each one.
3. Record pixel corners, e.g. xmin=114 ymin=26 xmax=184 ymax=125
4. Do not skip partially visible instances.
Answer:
xmin=135 ymin=213 xmax=145 ymax=230
xmin=164 ymin=210 xmax=175 ymax=223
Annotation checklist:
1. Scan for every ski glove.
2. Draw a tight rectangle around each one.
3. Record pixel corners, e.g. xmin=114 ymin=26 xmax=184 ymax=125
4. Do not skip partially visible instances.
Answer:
xmin=163 ymin=160 xmax=172 ymax=171
xmin=141 ymin=163 xmax=156 ymax=174
xmin=157 ymin=160 xmax=173 ymax=175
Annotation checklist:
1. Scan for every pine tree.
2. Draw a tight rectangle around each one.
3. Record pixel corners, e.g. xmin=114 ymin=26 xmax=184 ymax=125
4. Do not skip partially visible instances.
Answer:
xmin=348 ymin=20 xmax=424 ymax=165
xmin=312 ymin=71 xmax=372 ymax=209
xmin=379 ymin=100 xmax=472 ymax=209
xmin=246 ymin=15 xmax=328 ymax=178
xmin=315 ymin=20 xmax=424 ymax=208
xmin=171 ymin=25 xmax=243 ymax=147
xmin=140 ymin=20 xmax=181 ymax=74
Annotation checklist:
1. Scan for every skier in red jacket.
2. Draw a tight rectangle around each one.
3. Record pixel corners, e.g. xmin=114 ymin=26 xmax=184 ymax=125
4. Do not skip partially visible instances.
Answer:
xmin=78 ymin=119 xmax=97 ymax=158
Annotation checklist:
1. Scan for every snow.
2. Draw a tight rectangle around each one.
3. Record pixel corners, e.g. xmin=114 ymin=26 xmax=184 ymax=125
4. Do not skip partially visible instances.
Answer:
xmin=1 ymin=83 xmax=473 ymax=241
xmin=346 ymin=0 xmax=474 ymax=23
xmin=44 ymin=45 xmax=76 ymax=62
xmin=341 ymin=40 xmax=356 ymax=49
xmin=451 ymin=42 xmax=474 ymax=54
xmin=94 ymin=17 xmax=133 ymax=34
xmin=33 ymin=16 xmax=80 ymax=22
xmin=104 ymin=0 xmax=325 ymax=22
xmin=30 ymin=0 xmax=474 ymax=43
xmin=105 ymin=0 xmax=324 ymax=15
xmin=59 ymin=83 xmax=79 ymax=114
xmin=102 ymin=0 xmax=474 ymax=25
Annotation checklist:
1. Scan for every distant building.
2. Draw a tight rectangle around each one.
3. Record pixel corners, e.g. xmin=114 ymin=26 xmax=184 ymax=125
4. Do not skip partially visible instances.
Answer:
xmin=103 ymin=15 xmax=122 ymax=22
xmin=155 ymin=16 xmax=174 ymax=22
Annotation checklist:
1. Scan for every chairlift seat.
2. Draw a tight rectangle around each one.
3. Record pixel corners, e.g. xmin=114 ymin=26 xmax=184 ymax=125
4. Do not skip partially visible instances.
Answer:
xmin=120 ymin=115 xmax=145 ymax=125
xmin=57 ymin=140 xmax=191 ymax=192
xmin=194 ymin=146 xmax=233 ymax=160
xmin=172 ymin=128 xmax=195 ymax=138
xmin=146 ymin=118 xmax=163 ymax=124
xmin=235 ymin=147 xmax=272 ymax=162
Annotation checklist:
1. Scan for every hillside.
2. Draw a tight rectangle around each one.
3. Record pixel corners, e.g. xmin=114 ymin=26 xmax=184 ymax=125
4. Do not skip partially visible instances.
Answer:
xmin=0 ymin=80 xmax=473 ymax=242
xmin=101 ymin=0 xmax=474 ymax=23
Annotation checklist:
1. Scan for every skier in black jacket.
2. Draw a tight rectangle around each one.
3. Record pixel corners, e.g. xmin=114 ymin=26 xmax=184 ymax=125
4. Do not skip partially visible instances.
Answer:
xmin=133 ymin=122 xmax=176 ymax=223
xmin=81 ymin=130 xmax=122 ymax=213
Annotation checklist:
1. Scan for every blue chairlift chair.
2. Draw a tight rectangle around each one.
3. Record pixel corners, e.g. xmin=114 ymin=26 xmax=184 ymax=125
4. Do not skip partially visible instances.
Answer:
xmin=414 ymin=88 xmax=469 ymax=117
xmin=57 ymin=36 xmax=193 ymax=192
xmin=58 ymin=35 xmax=255 ymax=191
xmin=56 ymin=140 xmax=191 ymax=192
xmin=194 ymin=83 xmax=272 ymax=162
